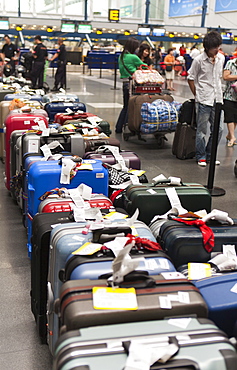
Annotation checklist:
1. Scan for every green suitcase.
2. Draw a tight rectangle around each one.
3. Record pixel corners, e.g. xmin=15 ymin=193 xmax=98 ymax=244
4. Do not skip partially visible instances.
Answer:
xmin=123 ymin=181 xmax=212 ymax=225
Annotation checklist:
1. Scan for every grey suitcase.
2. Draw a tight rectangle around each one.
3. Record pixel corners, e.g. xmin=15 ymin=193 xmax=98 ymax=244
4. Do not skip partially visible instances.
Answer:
xmin=53 ymin=318 xmax=237 ymax=369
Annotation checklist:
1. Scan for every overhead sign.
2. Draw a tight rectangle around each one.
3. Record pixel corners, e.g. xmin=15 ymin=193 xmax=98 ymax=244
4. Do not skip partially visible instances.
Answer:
xmin=169 ymin=0 xmax=203 ymax=17
xmin=108 ymin=9 xmax=120 ymax=22
xmin=215 ymin=0 xmax=237 ymax=12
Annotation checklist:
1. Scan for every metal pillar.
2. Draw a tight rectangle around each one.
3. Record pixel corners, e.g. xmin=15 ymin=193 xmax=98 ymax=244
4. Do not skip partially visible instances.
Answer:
xmin=201 ymin=0 xmax=208 ymax=27
xmin=145 ymin=0 xmax=150 ymax=24
xmin=18 ymin=0 xmax=21 ymax=17
xmin=85 ymin=0 xmax=88 ymax=21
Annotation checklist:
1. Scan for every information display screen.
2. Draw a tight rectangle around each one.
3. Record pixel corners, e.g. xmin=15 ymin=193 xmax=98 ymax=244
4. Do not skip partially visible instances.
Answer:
xmin=137 ymin=27 xmax=151 ymax=36
xmin=0 ymin=20 xmax=9 ymax=30
xmin=61 ymin=23 xmax=76 ymax=33
xmin=78 ymin=24 xmax=92 ymax=33
xmin=153 ymin=28 xmax=165 ymax=37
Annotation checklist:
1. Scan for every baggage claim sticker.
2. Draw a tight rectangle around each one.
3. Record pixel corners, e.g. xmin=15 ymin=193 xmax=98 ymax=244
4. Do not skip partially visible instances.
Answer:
xmin=92 ymin=287 xmax=138 ymax=310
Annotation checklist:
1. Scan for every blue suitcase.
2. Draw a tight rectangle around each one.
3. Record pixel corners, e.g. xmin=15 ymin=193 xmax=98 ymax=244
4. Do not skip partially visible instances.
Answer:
xmin=26 ymin=159 xmax=108 ymax=256
xmin=42 ymin=93 xmax=79 ymax=104
xmin=47 ymin=219 xmax=161 ymax=354
xmin=44 ymin=101 xmax=86 ymax=122
xmin=4 ymin=93 xmax=43 ymax=102
xmin=194 ymin=272 xmax=237 ymax=337
xmin=53 ymin=318 xmax=237 ymax=369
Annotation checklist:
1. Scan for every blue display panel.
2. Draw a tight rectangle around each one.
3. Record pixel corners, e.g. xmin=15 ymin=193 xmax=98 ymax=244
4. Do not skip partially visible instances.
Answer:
xmin=215 ymin=0 xmax=237 ymax=12
xmin=169 ymin=0 xmax=203 ymax=17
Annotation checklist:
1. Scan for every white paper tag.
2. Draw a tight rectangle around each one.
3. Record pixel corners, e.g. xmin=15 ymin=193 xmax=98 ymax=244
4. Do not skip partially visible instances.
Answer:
xmin=165 ymin=187 xmax=188 ymax=215
xmin=42 ymin=128 xmax=50 ymax=137
xmin=152 ymin=174 xmax=167 ymax=182
xmin=159 ymin=258 xmax=170 ymax=270
xmin=159 ymin=296 xmax=172 ymax=309
xmin=40 ymin=144 xmax=52 ymax=160
xmin=78 ymin=183 xmax=92 ymax=200
xmin=168 ymin=176 xmax=182 ymax=186
xmin=168 ymin=317 xmax=192 ymax=329
xmin=60 ymin=158 xmax=75 ymax=184
xmin=85 ymin=208 xmax=103 ymax=221
xmin=87 ymin=116 xmax=103 ymax=124
xmin=104 ymin=237 xmax=129 ymax=257
xmin=24 ymin=120 xmax=31 ymax=125
xmin=161 ymin=272 xmax=186 ymax=280
xmin=37 ymin=119 xmax=47 ymax=131
xmin=68 ymin=188 xmax=85 ymax=208
xmin=168 ymin=294 xmax=180 ymax=302
xmin=73 ymin=206 xmax=85 ymax=222
xmin=230 ymin=283 xmax=237 ymax=294
xmin=93 ymin=287 xmax=138 ymax=310
xmin=72 ymin=242 xmax=102 ymax=255
xmin=178 ymin=291 xmax=190 ymax=304
xmin=28 ymin=139 xmax=39 ymax=153
xmin=47 ymin=140 xmax=64 ymax=150
xmin=222 ymin=245 xmax=237 ymax=260
xmin=144 ymin=259 xmax=158 ymax=271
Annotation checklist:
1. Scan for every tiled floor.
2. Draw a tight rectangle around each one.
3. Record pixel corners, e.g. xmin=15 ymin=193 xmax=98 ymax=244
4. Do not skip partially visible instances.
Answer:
xmin=0 ymin=69 xmax=237 ymax=369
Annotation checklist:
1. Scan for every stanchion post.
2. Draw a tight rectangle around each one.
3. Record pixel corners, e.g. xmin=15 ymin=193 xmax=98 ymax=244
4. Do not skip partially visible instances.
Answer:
xmin=99 ymin=58 xmax=102 ymax=78
xmin=205 ymin=102 xmax=225 ymax=196
xmin=111 ymin=57 xmax=120 ymax=90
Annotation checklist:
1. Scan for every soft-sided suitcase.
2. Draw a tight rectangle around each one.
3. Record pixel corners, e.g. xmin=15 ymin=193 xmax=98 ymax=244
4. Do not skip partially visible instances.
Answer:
xmin=123 ymin=181 xmax=212 ymax=225
xmin=61 ymin=117 xmax=112 ymax=137
xmin=44 ymin=102 xmax=86 ymax=122
xmin=194 ymin=272 xmax=237 ymax=338
xmin=172 ymin=99 xmax=196 ymax=160
xmin=55 ymin=275 xmax=208 ymax=336
xmin=38 ymin=193 xmax=113 ymax=213
xmin=42 ymin=93 xmax=79 ymax=104
xmin=128 ymin=93 xmax=173 ymax=132
xmin=84 ymin=149 xmax=141 ymax=170
xmin=26 ymin=159 xmax=108 ymax=256
xmin=21 ymin=131 xmax=85 ymax=160
xmin=4 ymin=112 xmax=48 ymax=190
xmin=154 ymin=219 xmax=237 ymax=269
xmin=53 ymin=318 xmax=237 ymax=370
xmin=4 ymin=93 xmax=43 ymax=102
xmin=54 ymin=112 xmax=95 ymax=124
xmin=84 ymin=137 xmax=120 ymax=152
xmin=47 ymin=220 xmax=159 ymax=353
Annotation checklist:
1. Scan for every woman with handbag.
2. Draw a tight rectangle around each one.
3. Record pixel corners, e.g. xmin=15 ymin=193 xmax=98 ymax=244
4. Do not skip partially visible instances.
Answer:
xmin=115 ymin=37 xmax=145 ymax=133
xmin=164 ymin=48 xmax=175 ymax=91
xmin=223 ymin=57 xmax=237 ymax=146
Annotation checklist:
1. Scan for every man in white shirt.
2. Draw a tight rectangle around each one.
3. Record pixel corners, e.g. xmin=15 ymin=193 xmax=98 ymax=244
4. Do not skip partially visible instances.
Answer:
xmin=187 ymin=31 xmax=224 ymax=166
xmin=190 ymin=45 xmax=200 ymax=59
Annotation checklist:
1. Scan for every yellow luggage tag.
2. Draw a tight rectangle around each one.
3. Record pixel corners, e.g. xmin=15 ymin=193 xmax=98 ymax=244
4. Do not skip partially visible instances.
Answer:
xmin=93 ymin=287 xmax=138 ymax=310
xmin=188 ymin=263 xmax=212 ymax=280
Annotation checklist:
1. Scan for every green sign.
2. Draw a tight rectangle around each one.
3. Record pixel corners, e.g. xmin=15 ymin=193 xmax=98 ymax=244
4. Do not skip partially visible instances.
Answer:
xmin=120 ymin=5 xmax=132 ymax=17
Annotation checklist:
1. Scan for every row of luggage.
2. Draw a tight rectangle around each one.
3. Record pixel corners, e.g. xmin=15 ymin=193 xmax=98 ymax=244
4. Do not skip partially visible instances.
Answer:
xmin=4 ymin=90 xmax=237 ymax=369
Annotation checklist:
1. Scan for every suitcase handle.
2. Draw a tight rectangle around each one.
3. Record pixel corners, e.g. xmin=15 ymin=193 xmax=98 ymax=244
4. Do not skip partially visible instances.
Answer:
xmin=92 ymin=226 xmax=132 ymax=243
xmin=152 ymin=178 xmax=183 ymax=186
xmin=106 ymin=271 xmax=156 ymax=288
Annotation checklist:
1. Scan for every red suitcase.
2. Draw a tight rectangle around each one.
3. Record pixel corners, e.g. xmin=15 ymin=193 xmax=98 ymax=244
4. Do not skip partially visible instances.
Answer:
xmin=84 ymin=150 xmax=141 ymax=170
xmin=4 ymin=112 xmax=48 ymax=190
xmin=38 ymin=193 xmax=114 ymax=213
xmin=54 ymin=112 xmax=95 ymax=125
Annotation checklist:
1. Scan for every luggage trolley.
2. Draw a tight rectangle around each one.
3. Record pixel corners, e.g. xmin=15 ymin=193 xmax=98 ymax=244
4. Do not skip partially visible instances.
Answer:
xmin=123 ymin=70 xmax=175 ymax=148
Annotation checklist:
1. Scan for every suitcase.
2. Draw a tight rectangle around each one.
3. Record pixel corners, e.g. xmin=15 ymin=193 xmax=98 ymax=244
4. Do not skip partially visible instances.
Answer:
xmin=172 ymin=99 xmax=196 ymax=160
xmin=4 ymin=112 xmax=48 ymax=190
xmin=44 ymin=102 xmax=86 ymax=122
xmin=61 ymin=117 xmax=112 ymax=137
xmin=54 ymin=112 xmax=95 ymax=124
xmin=123 ymin=181 xmax=212 ymax=225
xmin=53 ymin=318 xmax=237 ymax=369
xmin=84 ymin=149 xmax=141 ymax=170
xmin=47 ymin=220 xmax=159 ymax=353
xmin=154 ymin=219 xmax=237 ymax=269
xmin=10 ymin=129 xmax=27 ymax=201
xmin=4 ymin=93 xmax=43 ymax=102
xmin=55 ymin=275 xmax=208 ymax=338
xmin=42 ymin=93 xmax=79 ymax=104
xmin=84 ymin=137 xmax=120 ymax=152
xmin=26 ymin=159 xmax=108 ymax=256
xmin=38 ymin=193 xmax=113 ymax=213
xmin=194 ymin=272 xmax=237 ymax=337
xmin=21 ymin=131 xmax=85 ymax=160
xmin=128 ymin=93 xmax=173 ymax=132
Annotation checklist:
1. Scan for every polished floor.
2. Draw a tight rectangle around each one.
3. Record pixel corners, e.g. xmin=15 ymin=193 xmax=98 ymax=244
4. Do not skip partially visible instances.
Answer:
xmin=0 ymin=69 xmax=237 ymax=369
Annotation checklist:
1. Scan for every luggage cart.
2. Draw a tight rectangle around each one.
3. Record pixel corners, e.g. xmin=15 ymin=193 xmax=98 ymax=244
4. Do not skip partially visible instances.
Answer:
xmin=123 ymin=79 xmax=174 ymax=148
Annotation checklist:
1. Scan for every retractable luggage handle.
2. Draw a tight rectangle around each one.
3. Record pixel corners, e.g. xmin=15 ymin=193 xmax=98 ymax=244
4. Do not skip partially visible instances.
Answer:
xmin=106 ymin=271 xmax=156 ymax=289
xmin=93 ymin=225 xmax=132 ymax=243
xmin=152 ymin=178 xmax=183 ymax=187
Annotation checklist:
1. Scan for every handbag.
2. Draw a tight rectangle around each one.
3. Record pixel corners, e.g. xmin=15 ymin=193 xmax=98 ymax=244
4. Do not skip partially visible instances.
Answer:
xmin=133 ymin=64 xmax=164 ymax=84
xmin=166 ymin=65 xmax=172 ymax=72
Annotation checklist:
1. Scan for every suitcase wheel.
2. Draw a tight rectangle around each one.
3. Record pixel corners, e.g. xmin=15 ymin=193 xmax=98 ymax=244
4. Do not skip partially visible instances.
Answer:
xmin=155 ymin=134 xmax=167 ymax=149
xmin=123 ymin=132 xmax=130 ymax=141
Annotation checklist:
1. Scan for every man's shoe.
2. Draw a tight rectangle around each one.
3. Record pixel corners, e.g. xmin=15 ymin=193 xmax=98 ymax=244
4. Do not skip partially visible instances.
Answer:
xmin=206 ymin=160 xmax=221 ymax=165
xmin=198 ymin=160 xmax=207 ymax=167
xmin=51 ymin=87 xmax=59 ymax=92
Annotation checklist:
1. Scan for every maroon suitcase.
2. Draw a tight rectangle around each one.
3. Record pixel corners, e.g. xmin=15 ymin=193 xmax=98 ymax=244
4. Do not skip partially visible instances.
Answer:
xmin=54 ymin=112 xmax=96 ymax=125
xmin=84 ymin=138 xmax=120 ymax=152
xmin=84 ymin=150 xmax=141 ymax=170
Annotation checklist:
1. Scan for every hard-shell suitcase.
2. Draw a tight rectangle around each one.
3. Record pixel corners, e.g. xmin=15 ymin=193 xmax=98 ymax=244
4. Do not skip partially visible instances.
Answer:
xmin=84 ymin=150 xmax=140 ymax=170
xmin=26 ymin=159 xmax=108 ymax=256
xmin=42 ymin=93 xmax=79 ymax=104
xmin=154 ymin=219 xmax=237 ymax=268
xmin=21 ymin=131 xmax=85 ymax=159
xmin=172 ymin=99 xmax=196 ymax=160
xmin=54 ymin=112 xmax=95 ymax=124
xmin=53 ymin=318 xmax=237 ymax=370
xmin=4 ymin=112 xmax=48 ymax=190
xmin=4 ymin=93 xmax=43 ymax=102
xmin=194 ymin=272 xmax=237 ymax=337
xmin=38 ymin=193 xmax=113 ymax=213
xmin=44 ymin=102 xmax=86 ymax=122
xmin=55 ymin=275 xmax=208 ymax=335
xmin=84 ymin=137 xmax=120 ymax=152
xmin=123 ymin=182 xmax=212 ymax=225
xmin=47 ymin=220 xmax=159 ymax=353
xmin=10 ymin=129 xmax=27 ymax=200
xmin=128 ymin=93 xmax=173 ymax=132
xmin=61 ymin=117 xmax=112 ymax=137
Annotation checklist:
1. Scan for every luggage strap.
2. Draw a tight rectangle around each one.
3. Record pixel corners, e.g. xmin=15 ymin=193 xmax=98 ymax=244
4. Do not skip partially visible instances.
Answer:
xmin=171 ymin=217 xmax=214 ymax=253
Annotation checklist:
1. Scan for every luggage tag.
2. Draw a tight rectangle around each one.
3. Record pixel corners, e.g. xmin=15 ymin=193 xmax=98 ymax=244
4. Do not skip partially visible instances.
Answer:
xmin=128 ymin=169 xmax=146 ymax=177
xmin=65 ymin=108 xmax=73 ymax=114
xmin=68 ymin=188 xmax=85 ymax=208
xmin=72 ymin=241 xmax=102 ymax=256
xmin=165 ymin=187 xmax=188 ymax=215
xmin=87 ymin=116 xmax=103 ymax=125
xmin=77 ymin=183 xmax=92 ymax=200
xmin=47 ymin=140 xmax=64 ymax=151
xmin=103 ymin=211 xmax=128 ymax=220
xmin=188 ymin=263 xmax=212 ymax=280
xmin=202 ymin=209 xmax=234 ymax=225
xmin=40 ymin=144 xmax=52 ymax=160
xmin=209 ymin=253 xmax=237 ymax=272
xmin=222 ymin=245 xmax=237 ymax=261
xmin=152 ymin=174 xmax=167 ymax=182
xmin=73 ymin=205 xmax=86 ymax=222
xmin=60 ymin=157 xmax=75 ymax=184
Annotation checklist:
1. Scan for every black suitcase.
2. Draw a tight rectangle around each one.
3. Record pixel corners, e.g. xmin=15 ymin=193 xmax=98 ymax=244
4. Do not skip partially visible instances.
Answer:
xmin=31 ymin=211 xmax=74 ymax=343
xmin=152 ymin=218 xmax=237 ymax=268
xmin=172 ymin=99 xmax=196 ymax=160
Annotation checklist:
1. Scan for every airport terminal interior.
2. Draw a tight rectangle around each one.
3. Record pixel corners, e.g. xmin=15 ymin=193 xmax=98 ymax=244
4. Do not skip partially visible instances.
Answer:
xmin=1 ymin=0 xmax=237 ymax=369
